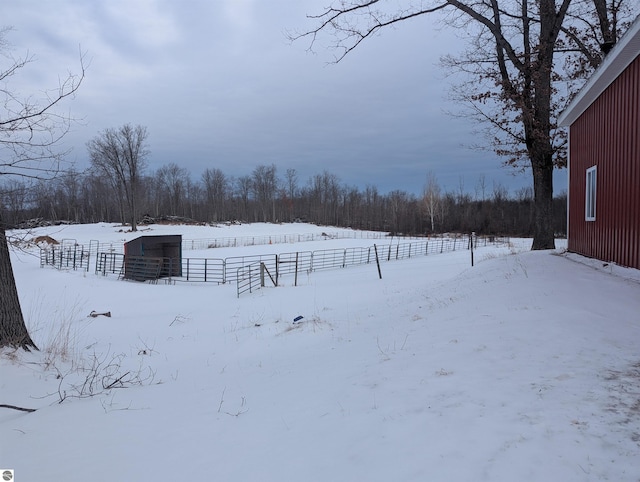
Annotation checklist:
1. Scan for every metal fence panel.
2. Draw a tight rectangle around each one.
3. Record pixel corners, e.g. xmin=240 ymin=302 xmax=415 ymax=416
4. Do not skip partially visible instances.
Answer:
xmin=311 ymin=249 xmax=348 ymax=271
xmin=343 ymin=247 xmax=372 ymax=267
xmin=236 ymin=262 xmax=262 ymax=297
xmin=97 ymin=252 xmax=125 ymax=275
xmin=180 ymin=258 xmax=225 ymax=283
xmin=122 ymin=255 xmax=164 ymax=281
xmin=40 ymin=242 xmax=91 ymax=271
xmin=225 ymin=254 xmax=277 ymax=282
xmin=277 ymin=251 xmax=313 ymax=275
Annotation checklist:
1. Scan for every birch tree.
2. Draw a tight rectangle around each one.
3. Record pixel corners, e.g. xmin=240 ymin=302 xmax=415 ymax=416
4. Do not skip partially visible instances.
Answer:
xmin=422 ymin=171 xmax=441 ymax=233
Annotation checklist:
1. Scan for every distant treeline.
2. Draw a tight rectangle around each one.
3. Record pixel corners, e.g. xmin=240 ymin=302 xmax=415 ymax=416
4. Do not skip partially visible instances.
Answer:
xmin=1 ymin=164 xmax=567 ymax=237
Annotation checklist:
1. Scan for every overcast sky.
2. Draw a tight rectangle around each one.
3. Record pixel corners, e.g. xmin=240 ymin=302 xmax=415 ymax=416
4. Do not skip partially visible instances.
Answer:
xmin=4 ymin=0 xmax=566 ymax=196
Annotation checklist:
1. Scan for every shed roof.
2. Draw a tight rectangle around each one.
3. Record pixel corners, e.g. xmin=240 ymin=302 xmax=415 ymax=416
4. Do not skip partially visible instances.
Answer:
xmin=558 ymin=15 xmax=640 ymax=127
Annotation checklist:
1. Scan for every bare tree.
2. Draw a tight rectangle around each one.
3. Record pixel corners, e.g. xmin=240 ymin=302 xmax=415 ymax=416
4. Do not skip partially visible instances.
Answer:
xmin=363 ymin=184 xmax=383 ymax=230
xmin=0 ymin=28 xmax=84 ymax=350
xmin=475 ymin=174 xmax=487 ymax=202
xmin=202 ymin=167 xmax=228 ymax=222
xmin=283 ymin=168 xmax=299 ymax=221
xmin=155 ymin=162 xmax=190 ymax=216
xmin=341 ymin=185 xmax=362 ymax=228
xmin=422 ymin=171 xmax=441 ymax=232
xmin=87 ymin=124 xmax=149 ymax=231
xmin=235 ymin=175 xmax=252 ymax=221
xmin=387 ymin=190 xmax=417 ymax=235
xmin=289 ymin=0 xmax=635 ymax=249
xmin=78 ymin=173 xmax=114 ymax=223
xmin=0 ymin=179 xmax=30 ymax=226
xmin=251 ymin=164 xmax=278 ymax=222
xmin=56 ymin=168 xmax=84 ymax=222
xmin=285 ymin=168 xmax=299 ymax=199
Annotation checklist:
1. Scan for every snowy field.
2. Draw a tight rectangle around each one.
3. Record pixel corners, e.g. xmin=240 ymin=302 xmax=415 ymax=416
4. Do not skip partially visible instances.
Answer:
xmin=2 ymin=222 xmax=640 ymax=481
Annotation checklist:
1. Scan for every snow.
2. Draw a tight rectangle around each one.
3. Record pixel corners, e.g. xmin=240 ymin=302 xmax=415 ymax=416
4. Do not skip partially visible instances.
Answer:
xmin=2 ymin=222 xmax=640 ymax=481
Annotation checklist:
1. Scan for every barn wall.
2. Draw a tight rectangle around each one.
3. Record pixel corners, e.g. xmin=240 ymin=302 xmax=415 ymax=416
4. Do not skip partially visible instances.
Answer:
xmin=568 ymin=55 xmax=640 ymax=269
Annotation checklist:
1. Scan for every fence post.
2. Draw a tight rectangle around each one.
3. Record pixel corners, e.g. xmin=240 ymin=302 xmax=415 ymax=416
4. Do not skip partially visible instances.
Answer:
xmin=260 ymin=262 xmax=265 ymax=288
xmin=275 ymin=255 xmax=279 ymax=286
xmin=223 ymin=259 xmax=227 ymax=284
xmin=294 ymin=252 xmax=299 ymax=287
xmin=374 ymin=244 xmax=382 ymax=279
xmin=470 ymin=232 xmax=475 ymax=267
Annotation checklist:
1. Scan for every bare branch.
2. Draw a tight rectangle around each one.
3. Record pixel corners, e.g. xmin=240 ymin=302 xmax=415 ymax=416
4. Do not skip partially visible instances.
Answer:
xmin=0 ymin=403 xmax=36 ymax=413
xmin=287 ymin=1 xmax=448 ymax=62
xmin=0 ymin=43 xmax=86 ymax=180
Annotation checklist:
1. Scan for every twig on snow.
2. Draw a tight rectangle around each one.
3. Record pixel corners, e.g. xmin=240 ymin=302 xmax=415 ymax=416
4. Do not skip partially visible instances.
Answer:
xmin=0 ymin=403 xmax=36 ymax=413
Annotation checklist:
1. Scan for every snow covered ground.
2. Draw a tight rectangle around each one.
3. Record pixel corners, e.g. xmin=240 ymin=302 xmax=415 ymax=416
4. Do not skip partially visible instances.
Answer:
xmin=2 ymin=223 xmax=639 ymax=481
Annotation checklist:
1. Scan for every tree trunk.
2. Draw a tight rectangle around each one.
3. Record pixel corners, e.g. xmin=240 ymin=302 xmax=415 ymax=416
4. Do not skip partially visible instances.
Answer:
xmin=531 ymin=161 xmax=555 ymax=250
xmin=129 ymin=186 xmax=138 ymax=232
xmin=0 ymin=224 xmax=38 ymax=351
xmin=528 ymin=1 xmax=557 ymax=251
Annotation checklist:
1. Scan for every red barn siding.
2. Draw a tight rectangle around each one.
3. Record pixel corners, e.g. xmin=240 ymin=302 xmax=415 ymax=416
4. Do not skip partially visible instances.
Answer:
xmin=568 ymin=55 xmax=640 ymax=269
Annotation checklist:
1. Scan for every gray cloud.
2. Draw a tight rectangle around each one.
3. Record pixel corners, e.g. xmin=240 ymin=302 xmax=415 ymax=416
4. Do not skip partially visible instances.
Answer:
xmin=4 ymin=0 xmax=558 ymax=196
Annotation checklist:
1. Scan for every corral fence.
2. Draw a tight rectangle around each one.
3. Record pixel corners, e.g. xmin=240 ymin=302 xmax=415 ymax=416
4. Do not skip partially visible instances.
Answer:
xmin=39 ymin=239 xmax=101 ymax=272
xmin=236 ymin=262 xmax=277 ymax=298
xmin=43 ymin=234 xmax=510 ymax=296
xmin=182 ymin=229 xmax=389 ymax=250
xmin=38 ymin=230 xmax=396 ymax=271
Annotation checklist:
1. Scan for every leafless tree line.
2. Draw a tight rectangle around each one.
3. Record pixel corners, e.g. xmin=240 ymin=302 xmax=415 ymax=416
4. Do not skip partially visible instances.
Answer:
xmin=0 ymin=163 xmax=566 ymax=237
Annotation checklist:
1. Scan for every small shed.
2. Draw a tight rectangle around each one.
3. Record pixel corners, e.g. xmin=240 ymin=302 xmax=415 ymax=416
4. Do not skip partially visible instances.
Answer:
xmin=123 ymin=235 xmax=182 ymax=280
xmin=558 ymin=16 xmax=640 ymax=270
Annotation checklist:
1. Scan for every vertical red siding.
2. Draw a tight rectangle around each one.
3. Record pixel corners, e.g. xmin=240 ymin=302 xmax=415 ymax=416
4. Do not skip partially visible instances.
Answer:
xmin=568 ymin=55 xmax=640 ymax=269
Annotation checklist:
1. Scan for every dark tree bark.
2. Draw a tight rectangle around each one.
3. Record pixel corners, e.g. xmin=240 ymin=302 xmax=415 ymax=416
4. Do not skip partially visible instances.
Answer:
xmin=0 ymin=219 xmax=37 ymax=350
